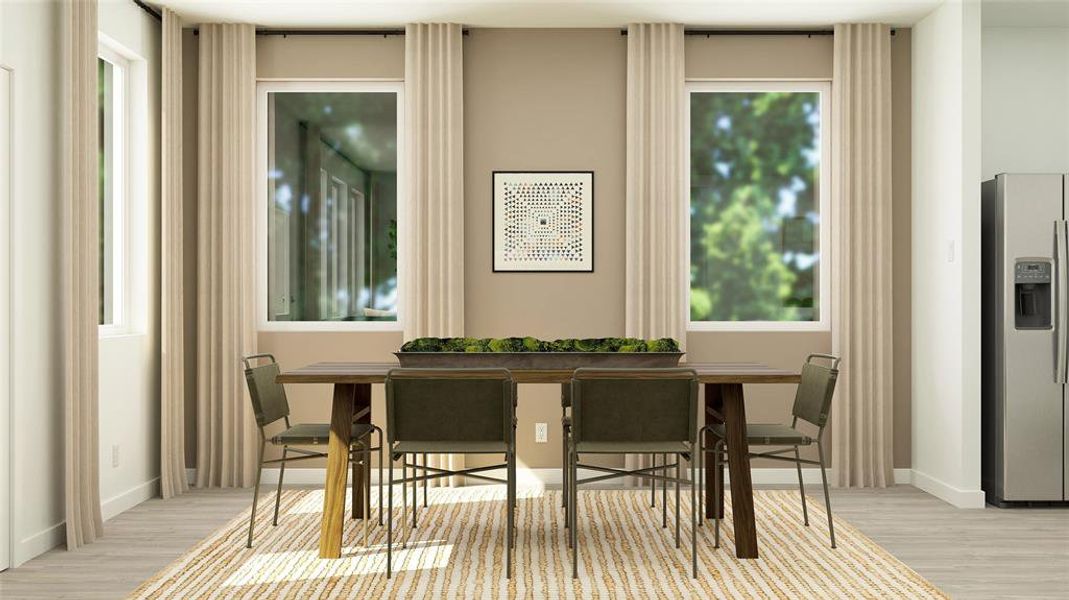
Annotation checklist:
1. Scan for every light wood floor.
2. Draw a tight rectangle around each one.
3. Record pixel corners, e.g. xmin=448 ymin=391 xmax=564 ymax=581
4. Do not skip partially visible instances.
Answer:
xmin=0 ymin=485 xmax=1066 ymax=599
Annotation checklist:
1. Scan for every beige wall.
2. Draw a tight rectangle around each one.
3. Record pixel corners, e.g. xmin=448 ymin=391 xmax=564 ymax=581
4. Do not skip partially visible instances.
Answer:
xmin=463 ymin=29 xmax=628 ymax=469
xmin=183 ymin=28 xmax=913 ymax=472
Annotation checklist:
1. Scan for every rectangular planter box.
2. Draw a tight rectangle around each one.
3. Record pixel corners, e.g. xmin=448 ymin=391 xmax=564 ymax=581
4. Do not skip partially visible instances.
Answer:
xmin=393 ymin=352 xmax=684 ymax=369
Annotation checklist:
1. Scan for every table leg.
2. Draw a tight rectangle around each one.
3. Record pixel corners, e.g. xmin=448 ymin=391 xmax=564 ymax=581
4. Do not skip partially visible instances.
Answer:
xmin=704 ymin=384 xmax=725 ymax=520
xmin=319 ymin=383 xmax=356 ymax=559
xmin=722 ymin=383 xmax=758 ymax=559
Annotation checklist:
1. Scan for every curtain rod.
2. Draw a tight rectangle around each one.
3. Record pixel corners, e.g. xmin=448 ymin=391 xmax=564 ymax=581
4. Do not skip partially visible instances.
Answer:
xmin=133 ymin=0 xmax=162 ymax=22
xmin=619 ymin=28 xmax=896 ymax=37
xmin=192 ymin=28 xmax=472 ymax=36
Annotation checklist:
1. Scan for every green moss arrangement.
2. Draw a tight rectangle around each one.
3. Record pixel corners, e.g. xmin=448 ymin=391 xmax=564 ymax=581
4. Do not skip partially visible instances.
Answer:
xmin=399 ymin=337 xmax=681 ymax=353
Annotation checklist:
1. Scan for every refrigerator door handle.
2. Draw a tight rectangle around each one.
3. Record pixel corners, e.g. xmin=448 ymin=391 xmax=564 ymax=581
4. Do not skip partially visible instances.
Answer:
xmin=1056 ymin=220 xmax=1068 ymax=384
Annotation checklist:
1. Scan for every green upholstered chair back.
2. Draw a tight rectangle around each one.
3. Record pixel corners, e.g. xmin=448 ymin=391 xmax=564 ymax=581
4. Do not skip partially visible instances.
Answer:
xmin=790 ymin=354 xmax=841 ymax=428
xmin=242 ymin=354 xmax=290 ymax=428
xmin=385 ymin=369 xmax=515 ymax=445
xmin=570 ymin=368 xmax=699 ymax=445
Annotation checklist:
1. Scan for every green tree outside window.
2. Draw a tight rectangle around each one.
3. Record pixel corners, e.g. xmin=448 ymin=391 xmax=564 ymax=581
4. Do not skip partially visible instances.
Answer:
xmin=690 ymin=90 xmax=823 ymax=322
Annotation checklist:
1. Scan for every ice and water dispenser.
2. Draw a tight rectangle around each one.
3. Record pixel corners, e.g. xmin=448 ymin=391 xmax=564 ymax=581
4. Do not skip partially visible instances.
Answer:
xmin=1014 ymin=260 xmax=1052 ymax=329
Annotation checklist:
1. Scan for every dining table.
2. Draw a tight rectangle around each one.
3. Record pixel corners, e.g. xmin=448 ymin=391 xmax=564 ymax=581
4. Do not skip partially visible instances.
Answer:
xmin=276 ymin=361 xmax=800 ymax=560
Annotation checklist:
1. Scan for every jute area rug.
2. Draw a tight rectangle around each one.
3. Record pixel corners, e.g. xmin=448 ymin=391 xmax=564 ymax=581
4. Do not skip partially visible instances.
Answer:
xmin=130 ymin=487 xmax=945 ymax=599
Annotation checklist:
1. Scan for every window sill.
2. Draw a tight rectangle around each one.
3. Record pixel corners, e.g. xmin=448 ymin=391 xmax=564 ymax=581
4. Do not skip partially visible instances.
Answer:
xmin=98 ymin=327 xmax=145 ymax=340
xmin=688 ymin=322 xmax=830 ymax=333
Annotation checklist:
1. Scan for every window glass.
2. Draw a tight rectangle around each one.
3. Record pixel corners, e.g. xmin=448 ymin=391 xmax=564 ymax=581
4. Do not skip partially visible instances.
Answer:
xmin=689 ymin=90 xmax=823 ymax=323
xmin=98 ymin=56 xmax=123 ymax=326
xmin=266 ymin=91 xmax=398 ymax=322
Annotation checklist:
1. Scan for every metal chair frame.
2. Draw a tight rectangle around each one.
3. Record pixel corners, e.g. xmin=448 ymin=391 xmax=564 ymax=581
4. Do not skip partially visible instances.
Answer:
xmin=560 ymin=393 xmax=667 ymax=519
xmin=565 ymin=368 xmax=700 ymax=579
xmin=699 ymin=353 xmax=839 ymax=549
xmin=384 ymin=368 xmax=518 ymax=580
xmin=242 ymin=354 xmax=385 ymax=549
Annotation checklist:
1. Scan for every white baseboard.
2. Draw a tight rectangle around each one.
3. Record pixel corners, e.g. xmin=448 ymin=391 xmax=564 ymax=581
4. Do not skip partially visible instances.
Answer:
xmin=909 ymin=469 xmax=986 ymax=508
xmin=101 ymin=478 xmax=160 ymax=521
xmin=14 ymin=521 xmax=64 ymax=567
xmin=10 ymin=478 xmax=161 ymax=567
xmin=187 ymin=467 xmax=912 ymax=487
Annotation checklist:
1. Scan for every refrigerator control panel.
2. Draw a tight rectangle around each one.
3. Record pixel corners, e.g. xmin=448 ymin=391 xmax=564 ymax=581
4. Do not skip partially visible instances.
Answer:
xmin=1014 ymin=261 xmax=1051 ymax=283
xmin=1014 ymin=260 xmax=1052 ymax=329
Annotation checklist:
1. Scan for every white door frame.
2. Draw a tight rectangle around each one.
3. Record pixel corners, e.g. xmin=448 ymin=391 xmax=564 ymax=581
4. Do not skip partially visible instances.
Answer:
xmin=0 ymin=63 xmax=13 ymax=572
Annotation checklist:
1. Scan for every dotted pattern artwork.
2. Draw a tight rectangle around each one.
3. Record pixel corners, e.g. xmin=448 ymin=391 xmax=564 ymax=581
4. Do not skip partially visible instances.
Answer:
xmin=499 ymin=180 xmax=587 ymax=265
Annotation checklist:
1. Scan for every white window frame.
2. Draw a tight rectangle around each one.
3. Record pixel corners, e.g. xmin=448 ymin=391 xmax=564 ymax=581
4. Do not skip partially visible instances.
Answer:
xmin=256 ymin=80 xmax=405 ymax=332
xmin=685 ymin=79 xmax=832 ymax=333
xmin=97 ymin=42 xmax=130 ymax=337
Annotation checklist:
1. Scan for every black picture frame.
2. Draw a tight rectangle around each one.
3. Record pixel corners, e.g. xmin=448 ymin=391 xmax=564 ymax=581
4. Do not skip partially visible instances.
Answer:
xmin=491 ymin=170 xmax=595 ymax=273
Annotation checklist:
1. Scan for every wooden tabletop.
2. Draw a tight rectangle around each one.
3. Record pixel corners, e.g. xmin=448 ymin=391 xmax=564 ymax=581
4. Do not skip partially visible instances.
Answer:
xmin=277 ymin=361 xmax=800 ymax=385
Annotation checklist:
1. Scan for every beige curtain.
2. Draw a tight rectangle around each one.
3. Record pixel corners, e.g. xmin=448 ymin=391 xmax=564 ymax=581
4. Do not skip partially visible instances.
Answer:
xmin=160 ymin=8 xmax=188 ymax=499
xmin=61 ymin=0 xmax=104 ymax=548
xmin=624 ymin=23 xmax=687 ymax=484
xmin=830 ymin=23 xmax=894 ymax=488
xmin=403 ymin=23 xmax=465 ymax=486
xmin=195 ymin=23 xmax=259 ymax=488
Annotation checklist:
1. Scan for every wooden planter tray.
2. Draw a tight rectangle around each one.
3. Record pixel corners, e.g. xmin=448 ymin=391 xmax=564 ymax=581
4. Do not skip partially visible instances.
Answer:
xmin=393 ymin=352 xmax=685 ymax=369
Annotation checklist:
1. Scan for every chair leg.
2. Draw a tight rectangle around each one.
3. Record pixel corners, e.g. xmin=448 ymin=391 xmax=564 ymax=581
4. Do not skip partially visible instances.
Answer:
xmin=357 ymin=449 xmax=365 ymax=519
xmin=713 ymin=441 xmax=722 ymax=549
xmin=662 ymin=453 xmax=668 ymax=528
xmin=565 ymin=446 xmax=573 ymax=546
xmin=650 ymin=453 xmax=656 ymax=507
xmin=387 ymin=452 xmax=394 ymax=579
xmin=691 ymin=455 xmax=698 ymax=578
xmin=561 ymin=421 xmax=569 ymax=510
xmin=571 ymin=449 xmax=579 ymax=579
xmin=698 ymin=441 xmax=705 ymax=527
xmin=412 ymin=454 xmax=418 ymax=530
xmin=422 ymin=453 xmax=428 ymax=508
xmin=401 ymin=454 xmax=408 ymax=548
xmin=378 ymin=428 xmax=385 ymax=526
xmin=794 ymin=446 xmax=809 ymax=526
xmin=246 ymin=441 xmax=265 ymax=549
xmin=273 ymin=447 xmax=287 ymax=526
xmin=506 ymin=451 xmax=515 ymax=579
xmin=365 ymin=443 xmax=372 ymax=527
xmin=364 ymin=445 xmax=371 ymax=547
xmin=817 ymin=440 xmax=836 ymax=548
xmin=675 ymin=456 xmax=681 ymax=549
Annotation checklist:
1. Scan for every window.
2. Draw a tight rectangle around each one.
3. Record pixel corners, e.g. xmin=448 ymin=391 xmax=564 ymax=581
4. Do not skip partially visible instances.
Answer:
xmin=258 ymin=82 xmax=402 ymax=330
xmin=687 ymin=81 xmax=830 ymax=331
xmin=98 ymin=47 xmax=127 ymax=330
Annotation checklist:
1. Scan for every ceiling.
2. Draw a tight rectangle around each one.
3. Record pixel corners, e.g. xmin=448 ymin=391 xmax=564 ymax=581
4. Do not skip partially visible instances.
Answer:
xmin=152 ymin=0 xmax=946 ymax=28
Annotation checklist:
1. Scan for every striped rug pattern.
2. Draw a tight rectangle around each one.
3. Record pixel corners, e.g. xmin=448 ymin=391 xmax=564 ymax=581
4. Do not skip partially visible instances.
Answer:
xmin=130 ymin=487 xmax=945 ymax=599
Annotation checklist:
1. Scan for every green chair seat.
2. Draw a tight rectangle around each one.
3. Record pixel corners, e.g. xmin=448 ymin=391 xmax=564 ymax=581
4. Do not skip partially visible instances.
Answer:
xmin=270 ymin=422 xmax=375 ymax=446
xmin=574 ymin=440 xmax=691 ymax=454
xmin=707 ymin=423 xmax=812 ymax=446
xmin=392 ymin=440 xmax=508 ymax=455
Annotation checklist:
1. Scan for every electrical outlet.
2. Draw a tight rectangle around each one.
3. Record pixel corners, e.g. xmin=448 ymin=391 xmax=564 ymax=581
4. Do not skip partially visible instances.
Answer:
xmin=535 ymin=422 xmax=548 ymax=443
xmin=111 ymin=444 xmax=120 ymax=468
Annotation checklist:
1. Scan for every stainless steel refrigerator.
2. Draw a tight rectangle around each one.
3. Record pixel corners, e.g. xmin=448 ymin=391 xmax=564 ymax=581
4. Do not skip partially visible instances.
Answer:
xmin=982 ymin=173 xmax=1069 ymax=506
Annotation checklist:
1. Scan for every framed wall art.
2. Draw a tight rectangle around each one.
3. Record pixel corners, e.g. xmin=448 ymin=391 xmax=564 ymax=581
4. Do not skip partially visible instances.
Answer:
xmin=492 ymin=171 xmax=594 ymax=272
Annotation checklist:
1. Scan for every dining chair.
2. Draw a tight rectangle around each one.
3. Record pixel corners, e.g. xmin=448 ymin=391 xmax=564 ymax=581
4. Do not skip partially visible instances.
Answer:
xmin=561 ymin=385 xmax=668 ymax=522
xmin=242 ymin=353 xmax=384 ymax=548
xmin=566 ymin=368 xmax=700 ymax=578
xmin=700 ymin=353 xmax=840 ymax=548
xmin=384 ymin=368 xmax=518 ymax=579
